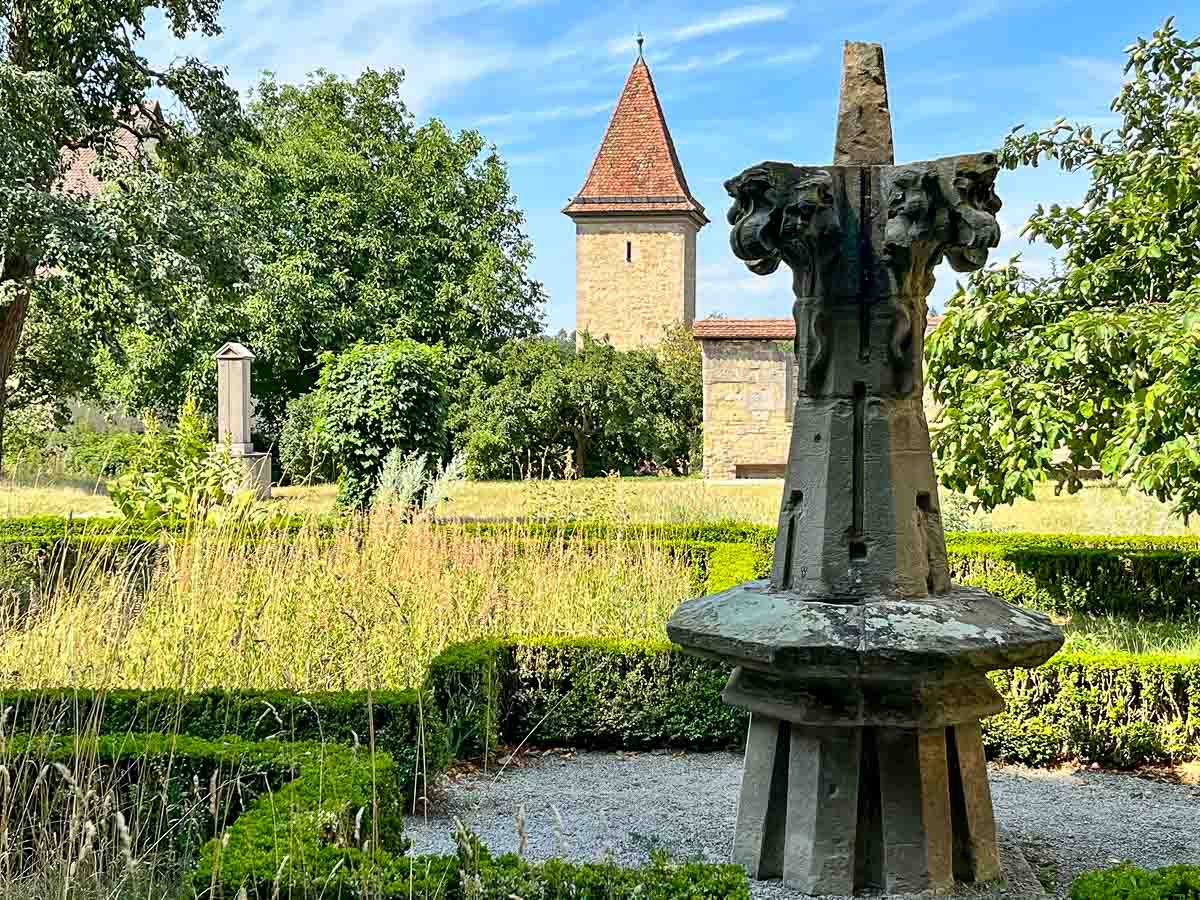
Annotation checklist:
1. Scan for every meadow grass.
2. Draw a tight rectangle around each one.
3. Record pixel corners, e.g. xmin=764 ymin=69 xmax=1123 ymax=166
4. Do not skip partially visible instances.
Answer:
xmin=0 ymin=516 xmax=694 ymax=692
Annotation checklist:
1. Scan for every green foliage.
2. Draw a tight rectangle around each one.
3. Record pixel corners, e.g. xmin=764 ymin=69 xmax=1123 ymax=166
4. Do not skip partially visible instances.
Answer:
xmin=106 ymin=399 xmax=251 ymax=526
xmin=929 ymin=19 xmax=1200 ymax=517
xmin=94 ymin=69 xmax=544 ymax=431
xmin=427 ymin=637 xmax=1200 ymax=769
xmin=3 ymin=418 xmax=143 ymax=478
xmin=1072 ymin=864 xmax=1200 ymax=899
xmin=461 ymin=335 xmax=702 ymax=480
xmin=945 ymin=532 xmax=1200 ymax=618
xmin=314 ymin=340 xmax=449 ymax=509
xmin=0 ymin=684 xmax=447 ymax=790
xmin=277 ymin=391 xmax=337 ymax=485
xmin=1 ymin=0 xmax=247 ymax=455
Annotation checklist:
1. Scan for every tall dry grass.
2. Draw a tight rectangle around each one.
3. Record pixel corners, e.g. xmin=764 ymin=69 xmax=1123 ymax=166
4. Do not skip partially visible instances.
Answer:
xmin=0 ymin=516 xmax=694 ymax=692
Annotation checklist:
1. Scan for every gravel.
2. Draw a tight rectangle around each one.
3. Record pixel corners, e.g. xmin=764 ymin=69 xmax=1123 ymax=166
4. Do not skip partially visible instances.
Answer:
xmin=404 ymin=750 xmax=1200 ymax=898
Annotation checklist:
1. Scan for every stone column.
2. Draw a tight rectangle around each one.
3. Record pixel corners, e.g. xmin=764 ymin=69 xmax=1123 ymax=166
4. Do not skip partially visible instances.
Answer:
xmin=215 ymin=342 xmax=271 ymax=499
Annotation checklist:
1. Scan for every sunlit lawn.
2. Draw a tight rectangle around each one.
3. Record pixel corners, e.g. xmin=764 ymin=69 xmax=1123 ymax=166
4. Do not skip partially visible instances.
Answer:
xmin=4 ymin=473 xmax=1199 ymax=535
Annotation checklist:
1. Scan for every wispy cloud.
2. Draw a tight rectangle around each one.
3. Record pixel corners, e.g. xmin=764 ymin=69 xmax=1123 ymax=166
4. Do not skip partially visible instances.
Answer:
xmin=532 ymin=101 xmax=613 ymax=122
xmin=605 ymin=4 xmax=790 ymax=57
xmin=660 ymin=49 xmax=746 ymax=74
xmin=671 ymin=4 xmax=791 ymax=42
xmin=901 ymin=96 xmax=977 ymax=122
xmin=765 ymin=44 xmax=820 ymax=66
xmin=1060 ymin=55 xmax=1126 ymax=88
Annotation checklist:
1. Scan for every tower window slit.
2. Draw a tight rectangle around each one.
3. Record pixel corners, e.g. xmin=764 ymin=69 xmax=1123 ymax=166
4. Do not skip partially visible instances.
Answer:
xmin=626 ymin=241 xmax=632 ymax=263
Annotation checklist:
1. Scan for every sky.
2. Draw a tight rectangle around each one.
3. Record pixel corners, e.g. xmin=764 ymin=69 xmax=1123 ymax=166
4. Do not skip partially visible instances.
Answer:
xmin=142 ymin=1 xmax=1192 ymax=334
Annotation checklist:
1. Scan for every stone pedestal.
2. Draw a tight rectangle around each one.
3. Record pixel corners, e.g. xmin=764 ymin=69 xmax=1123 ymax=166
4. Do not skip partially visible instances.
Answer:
xmin=668 ymin=583 xmax=1062 ymax=895
xmin=215 ymin=342 xmax=272 ymax=500
xmin=667 ymin=39 xmax=1064 ymax=896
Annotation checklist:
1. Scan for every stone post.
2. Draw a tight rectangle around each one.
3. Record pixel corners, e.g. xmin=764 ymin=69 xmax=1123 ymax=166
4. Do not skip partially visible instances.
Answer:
xmin=215 ymin=342 xmax=271 ymax=500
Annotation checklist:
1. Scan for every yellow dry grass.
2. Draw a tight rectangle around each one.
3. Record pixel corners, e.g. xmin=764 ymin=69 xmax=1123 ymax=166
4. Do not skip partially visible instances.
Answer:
xmin=0 ymin=516 xmax=693 ymax=692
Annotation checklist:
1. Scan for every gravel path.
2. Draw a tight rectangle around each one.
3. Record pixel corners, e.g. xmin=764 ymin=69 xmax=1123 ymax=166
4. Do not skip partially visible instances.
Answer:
xmin=404 ymin=750 xmax=1200 ymax=898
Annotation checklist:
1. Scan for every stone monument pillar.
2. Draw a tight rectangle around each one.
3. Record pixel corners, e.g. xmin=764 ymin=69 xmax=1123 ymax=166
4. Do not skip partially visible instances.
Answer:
xmin=666 ymin=42 xmax=1063 ymax=896
xmin=215 ymin=342 xmax=271 ymax=500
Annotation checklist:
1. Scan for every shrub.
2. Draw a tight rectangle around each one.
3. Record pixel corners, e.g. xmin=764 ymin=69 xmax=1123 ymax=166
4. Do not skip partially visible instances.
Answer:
xmin=0 ymin=685 xmax=449 ymax=785
xmin=314 ymin=340 xmax=449 ymax=509
xmin=427 ymin=638 xmax=1200 ymax=768
xmin=946 ymin=532 xmax=1200 ymax=618
xmin=107 ymin=399 xmax=252 ymax=526
xmin=1072 ymin=863 xmax=1200 ymax=899
xmin=460 ymin=335 xmax=701 ymax=480
xmin=277 ymin=390 xmax=337 ymax=485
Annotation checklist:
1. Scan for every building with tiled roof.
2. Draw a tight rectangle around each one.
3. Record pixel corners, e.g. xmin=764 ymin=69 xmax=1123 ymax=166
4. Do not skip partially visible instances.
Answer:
xmin=694 ymin=314 xmax=948 ymax=479
xmin=564 ymin=42 xmax=707 ymax=349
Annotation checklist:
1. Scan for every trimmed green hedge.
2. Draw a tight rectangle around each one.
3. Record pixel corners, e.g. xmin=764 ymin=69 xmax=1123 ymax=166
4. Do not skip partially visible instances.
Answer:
xmin=946 ymin=532 xmax=1200 ymax=618
xmin=0 ymin=686 xmax=448 ymax=792
xmin=200 ymin=839 xmax=749 ymax=899
xmin=426 ymin=638 xmax=1200 ymax=768
xmin=4 ymin=726 xmax=749 ymax=899
xmin=1072 ymin=864 xmax=1200 ymax=898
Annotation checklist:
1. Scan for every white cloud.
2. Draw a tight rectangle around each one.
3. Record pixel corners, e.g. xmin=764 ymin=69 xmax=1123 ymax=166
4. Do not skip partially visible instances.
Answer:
xmin=765 ymin=44 xmax=820 ymax=66
xmin=139 ymin=0 xmax=521 ymax=116
xmin=901 ymin=96 xmax=977 ymax=122
xmin=531 ymin=101 xmax=614 ymax=122
xmin=1060 ymin=56 xmax=1126 ymax=89
xmin=660 ymin=49 xmax=745 ymax=74
xmin=670 ymin=5 xmax=790 ymax=43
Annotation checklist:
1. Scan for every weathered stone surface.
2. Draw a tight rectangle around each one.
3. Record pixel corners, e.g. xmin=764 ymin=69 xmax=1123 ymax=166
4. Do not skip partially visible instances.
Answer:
xmin=668 ymin=38 xmax=1064 ymax=897
xmin=666 ymin=581 xmax=1064 ymax=681
xmin=722 ymin=666 xmax=1006 ymax=729
xmin=733 ymin=714 xmax=791 ymax=878
xmin=833 ymin=42 xmax=894 ymax=166
xmin=574 ymin=216 xmax=698 ymax=350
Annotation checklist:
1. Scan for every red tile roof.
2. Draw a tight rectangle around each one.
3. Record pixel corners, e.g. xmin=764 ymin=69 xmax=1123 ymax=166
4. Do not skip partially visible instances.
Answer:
xmin=563 ymin=56 xmax=706 ymax=223
xmin=693 ymin=315 xmax=946 ymax=341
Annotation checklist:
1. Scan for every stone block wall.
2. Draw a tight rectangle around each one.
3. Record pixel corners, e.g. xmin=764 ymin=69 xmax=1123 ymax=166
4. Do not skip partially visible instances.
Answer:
xmin=575 ymin=217 xmax=698 ymax=349
xmin=701 ymin=339 xmax=796 ymax=480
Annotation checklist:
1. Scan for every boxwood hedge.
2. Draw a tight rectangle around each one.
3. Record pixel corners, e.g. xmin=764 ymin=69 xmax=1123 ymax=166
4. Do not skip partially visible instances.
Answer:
xmin=426 ymin=637 xmax=1200 ymax=768
xmin=1072 ymin=863 xmax=1200 ymax=899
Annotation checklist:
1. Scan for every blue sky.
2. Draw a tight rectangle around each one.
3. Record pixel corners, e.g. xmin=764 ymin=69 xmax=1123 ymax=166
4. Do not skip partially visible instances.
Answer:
xmin=143 ymin=1 xmax=1191 ymax=334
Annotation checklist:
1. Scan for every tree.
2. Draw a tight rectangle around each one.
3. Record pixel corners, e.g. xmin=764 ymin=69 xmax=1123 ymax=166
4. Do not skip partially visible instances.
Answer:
xmin=460 ymin=335 xmax=700 ymax=480
xmin=927 ymin=18 xmax=1200 ymax=517
xmin=0 ymin=0 xmax=243 ymax=463
xmin=97 ymin=69 xmax=545 ymax=431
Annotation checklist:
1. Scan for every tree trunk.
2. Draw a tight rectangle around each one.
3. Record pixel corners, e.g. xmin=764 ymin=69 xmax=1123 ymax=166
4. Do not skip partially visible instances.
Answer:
xmin=0 ymin=256 xmax=35 ymax=478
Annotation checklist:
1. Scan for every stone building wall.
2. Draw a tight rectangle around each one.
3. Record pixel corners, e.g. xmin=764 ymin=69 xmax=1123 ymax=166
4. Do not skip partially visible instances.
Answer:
xmin=701 ymin=339 xmax=796 ymax=481
xmin=575 ymin=217 xmax=698 ymax=349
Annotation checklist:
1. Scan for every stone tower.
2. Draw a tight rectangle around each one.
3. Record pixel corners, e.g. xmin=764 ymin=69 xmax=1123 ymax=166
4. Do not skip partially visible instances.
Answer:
xmin=563 ymin=44 xmax=708 ymax=349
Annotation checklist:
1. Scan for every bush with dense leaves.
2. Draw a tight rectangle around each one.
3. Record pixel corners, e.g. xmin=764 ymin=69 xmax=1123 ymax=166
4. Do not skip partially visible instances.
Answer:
xmin=427 ymin=636 xmax=1200 ymax=768
xmin=460 ymin=334 xmax=701 ymax=480
xmin=313 ymin=340 xmax=449 ymax=509
xmin=1072 ymin=863 xmax=1200 ymax=899
xmin=277 ymin=390 xmax=337 ymax=485
xmin=106 ymin=399 xmax=252 ymax=526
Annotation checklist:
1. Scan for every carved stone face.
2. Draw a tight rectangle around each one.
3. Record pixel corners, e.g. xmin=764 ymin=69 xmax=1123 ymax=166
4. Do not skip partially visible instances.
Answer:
xmin=944 ymin=156 xmax=1002 ymax=272
xmin=885 ymin=167 xmax=937 ymax=250
xmin=725 ymin=165 xmax=841 ymax=280
xmin=883 ymin=154 xmax=1003 ymax=278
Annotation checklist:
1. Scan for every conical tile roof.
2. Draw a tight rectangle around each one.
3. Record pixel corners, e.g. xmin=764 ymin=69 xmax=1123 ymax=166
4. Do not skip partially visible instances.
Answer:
xmin=564 ymin=56 xmax=707 ymax=223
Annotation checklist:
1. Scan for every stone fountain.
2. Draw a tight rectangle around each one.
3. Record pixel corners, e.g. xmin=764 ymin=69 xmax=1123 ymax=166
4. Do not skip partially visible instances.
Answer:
xmin=666 ymin=42 xmax=1064 ymax=897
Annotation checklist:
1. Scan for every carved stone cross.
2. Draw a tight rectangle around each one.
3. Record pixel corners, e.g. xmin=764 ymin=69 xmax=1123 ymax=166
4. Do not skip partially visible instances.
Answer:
xmin=667 ymin=42 xmax=1062 ymax=897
